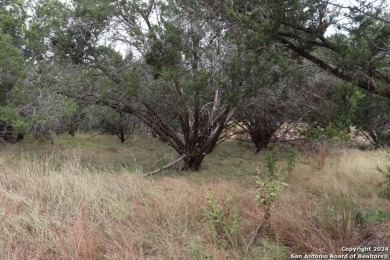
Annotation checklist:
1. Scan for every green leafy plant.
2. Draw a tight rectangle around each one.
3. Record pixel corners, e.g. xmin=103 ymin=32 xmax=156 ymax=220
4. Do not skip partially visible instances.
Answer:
xmin=255 ymin=237 xmax=289 ymax=260
xmin=204 ymin=194 xmax=240 ymax=248
xmin=248 ymin=149 xmax=290 ymax=249
xmin=286 ymin=148 xmax=297 ymax=173
xmin=255 ymin=177 xmax=287 ymax=235
xmin=265 ymin=149 xmax=278 ymax=176
xmin=374 ymin=210 xmax=390 ymax=223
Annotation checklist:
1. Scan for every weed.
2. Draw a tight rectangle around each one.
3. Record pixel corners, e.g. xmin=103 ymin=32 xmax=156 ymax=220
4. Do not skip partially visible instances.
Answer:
xmin=52 ymin=207 xmax=103 ymax=259
xmin=316 ymin=194 xmax=368 ymax=242
xmin=254 ymin=237 xmax=289 ymax=259
xmin=248 ymin=149 xmax=289 ymax=249
xmin=252 ymin=177 xmax=287 ymax=241
xmin=265 ymin=149 xmax=279 ymax=176
xmin=204 ymin=194 xmax=240 ymax=249
xmin=273 ymin=193 xmax=369 ymax=254
xmin=314 ymin=142 xmax=329 ymax=169
xmin=373 ymin=210 xmax=390 ymax=223
xmin=286 ymin=148 xmax=297 ymax=173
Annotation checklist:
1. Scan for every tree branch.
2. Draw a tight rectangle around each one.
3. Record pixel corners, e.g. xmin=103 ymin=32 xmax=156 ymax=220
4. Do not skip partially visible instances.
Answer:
xmin=144 ymin=154 xmax=186 ymax=176
xmin=278 ymin=37 xmax=390 ymax=98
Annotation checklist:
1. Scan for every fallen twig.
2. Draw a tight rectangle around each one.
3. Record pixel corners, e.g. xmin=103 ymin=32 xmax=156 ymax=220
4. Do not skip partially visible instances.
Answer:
xmin=144 ymin=154 xmax=186 ymax=177
xmin=86 ymin=132 xmax=105 ymax=140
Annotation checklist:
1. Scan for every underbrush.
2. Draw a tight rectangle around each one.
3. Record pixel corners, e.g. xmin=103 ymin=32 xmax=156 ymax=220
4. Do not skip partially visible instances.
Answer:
xmin=0 ymin=135 xmax=389 ymax=259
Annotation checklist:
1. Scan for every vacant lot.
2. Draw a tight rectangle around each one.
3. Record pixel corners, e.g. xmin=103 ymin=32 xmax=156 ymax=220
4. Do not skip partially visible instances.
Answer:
xmin=1 ymin=135 xmax=389 ymax=259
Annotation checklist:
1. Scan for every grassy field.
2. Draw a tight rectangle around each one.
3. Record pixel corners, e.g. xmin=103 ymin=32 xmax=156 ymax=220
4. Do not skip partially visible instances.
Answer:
xmin=0 ymin=134 xmax=390 ymax=259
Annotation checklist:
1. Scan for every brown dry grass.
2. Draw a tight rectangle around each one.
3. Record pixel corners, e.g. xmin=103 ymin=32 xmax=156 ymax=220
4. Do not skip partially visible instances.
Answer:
xmin=0 ymin=136 xmax=389 ymax=259
xmin=0 ymin=147 xmax=256 ymax=259
xmin=271 ymin=148 xmax=390 ymax=254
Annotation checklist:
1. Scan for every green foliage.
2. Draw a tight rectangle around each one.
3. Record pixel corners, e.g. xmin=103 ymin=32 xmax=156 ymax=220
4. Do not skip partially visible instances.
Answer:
xmin=11 ymin=118 xmax=26 ymax=133
xmin=0 ymin=34 xmax=24 ymax=105
xmin=145 ymin=20 xmax=184 ymax=79
xmin=354 ymin=93 xmax=390 ymax=147
xmin=255 ymin=237 xmax=289 ymax=260
xmin=36 ymin=0 xmax=114 ymax=64
xmin=253 ymin=149 xmax=292 ymax=237
xmin=0 ymin=106 xmax=26 ymax=133
xmin=305 ymin=84 xmax=365 ymax=140
xmin=255 ymin=178 xmax=287 ymax=208
xmin=377 ymin=154 xmax=390 ymax=200
xmin=7 ymin=0 xmax=390 ymax=173
xmin=304 ymin=125 xmax=351 ymax=141
xmin=262 ymin=148 xmax=297 ymax=178
xmin=0 ymin=34 xmax=24 ymax=73
xmin=204 ymin=194 xmax=240 ymax=248
xmin=0 ymin=0 xmax=26 ymax=44
xmin=373 ymin=210 xmax=390 ymax=223
xmin=264 ymin=149 xmax=279 ymax=177
xmin=286 ymin=148 xmax=297 ymax=173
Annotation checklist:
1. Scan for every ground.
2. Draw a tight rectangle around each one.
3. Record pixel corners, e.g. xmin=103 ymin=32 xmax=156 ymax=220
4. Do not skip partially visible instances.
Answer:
xmin=0 ymin=134 xmax=389 ymax=259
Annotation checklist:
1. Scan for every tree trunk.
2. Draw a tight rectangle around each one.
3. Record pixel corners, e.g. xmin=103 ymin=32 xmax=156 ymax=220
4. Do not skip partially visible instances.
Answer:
xmin=368 ymin=129 xmax=380 ymax=148
xmin=116 ymin=126 xmax=126 ymax=143
xmin=119 ymin=134 xmax=126 ymax=143
xmin=242 ymin=119 xmax=280 ymax=154
xmin=183 ymin=152 xmax=206 ymax=171
xmin=68 ymin=128 xmax=76 ymax=137
xmin=251 ymin=131 xmax=273 ymax=154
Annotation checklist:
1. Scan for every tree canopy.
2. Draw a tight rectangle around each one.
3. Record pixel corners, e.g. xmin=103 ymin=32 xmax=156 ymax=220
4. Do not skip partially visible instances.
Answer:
xmin=1 ymin=0 xmax=390 ymax=169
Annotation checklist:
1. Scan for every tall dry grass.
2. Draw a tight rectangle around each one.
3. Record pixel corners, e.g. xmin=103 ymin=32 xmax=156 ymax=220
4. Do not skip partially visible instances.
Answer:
xmin=0 ymin=139 xmax=389 ymax=259
xmin=271 ymin=148 xmax=390 ymax=254
xmin=0 ymin=147 xmax=259 ymax=259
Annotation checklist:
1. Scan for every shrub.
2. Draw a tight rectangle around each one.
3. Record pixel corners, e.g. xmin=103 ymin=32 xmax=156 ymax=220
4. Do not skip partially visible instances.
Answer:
xmin=247 ymin=149 xmax=292 ymax=249
xmin=204 ymin=194 xmax=240 ymax=249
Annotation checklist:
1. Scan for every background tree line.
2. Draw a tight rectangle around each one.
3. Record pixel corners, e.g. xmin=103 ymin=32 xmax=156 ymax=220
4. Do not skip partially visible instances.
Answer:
xmin=1 ymin=0 xmax=390 ymax=170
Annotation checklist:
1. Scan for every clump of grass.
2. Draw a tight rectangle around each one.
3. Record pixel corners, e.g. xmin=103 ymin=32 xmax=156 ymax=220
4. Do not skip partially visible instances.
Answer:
xmin=254 ymin=237 xmax=289 ymax=260
xmin=289 ymin=148 xmax=388 ymax=201
xmin=377 ymin=153 xmax=390 ymax=200
xmin=274 ymin=148 xmax=390 ymax=253
xmin=373 ymin=209 xmax=390 ymax=223
xmin=296 ymin=140 xmax=330 ymax=169
xmin=52 ymin=207 xmax=104 ymax=259
xmin=272 ymin=193 xmax=369 ymax=254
